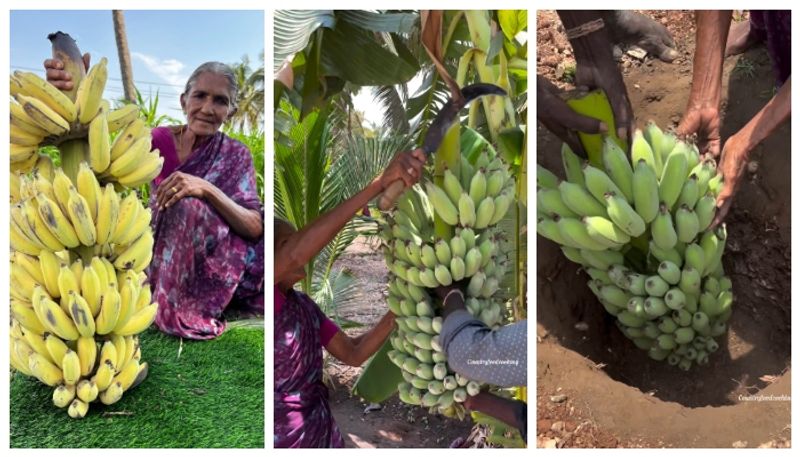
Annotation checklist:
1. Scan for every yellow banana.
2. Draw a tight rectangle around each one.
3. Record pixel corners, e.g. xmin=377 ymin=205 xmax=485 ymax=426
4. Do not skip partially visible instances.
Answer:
xmin=67 ymin=291 xmax=96 ymax=337
xmin=122 ymin=335 xmax=137 ymax=368
xmin=35 ymin=153 xmax=54 ymax=180
xmin=10 ymin=123 xmax=45 ymax=146
xmin=11 ymin=202 xmax=46 ymax=250
xmin=57 ymin=263 xmax=80 ymax=304
xmin=68 ymin=399 xmax=89 ymax=419
xmin=13 ymin=70 xmax=77 ymax=122
xmin=80 ymin=265 xmax=102 ymax=316
xmin=99 ymin=381 xmax=124 ymax=405
xmin=95 ymin=283 xmax=122 ymax=335
xmin=77 ymin=335 xmax=98 ymax=377
xmin=95 ymin=183 xmax=120 ymax=245
xmin=39 ymin=296 xmax=81 ymax=341
xmin=135 ymin=284 xmax=152 ymax=311
xmin=75 ymin=57 xmax=109 ymax=124
xmin=88 ymin=111 xmax=111 ymax=173
xmin=115 ymin=302 xmax=157 ymax=337
xmin=15 ymin=94 xmax=70 ymax=135
xmin=10 ymin=143 xmax=38 ymax=163
xmin=35 ymin=192 xmax=80 ymax=248
xmin=109 ymin=135 xmax=150 ymax=177
xmin=99 ymin=341 xmax=119 ymax=370
xmin=45 ymin=333 xmax=70 ymax=369
xmin=113 ymin=230 xmax=154 ymax=270
xmin=10 ymin=99 xmax=51 ymax=137
xmin=66 ymin=185 xmax=97 ymax=245
xmin=13 ymin=251 xmax=45 ymax=285
xmin=116 ymin=208 xmax=152 ymax=246
xmin=23 ymin=198 xmax=66 ymax=251
xmin=113 ymin=358 xmax=140 ymax=391
xmin=11 ymin=300 xmax=47 ymax=335
xmin=52 ymin=384 xmax=76 ymax=408
xmin=117 ymin=152 xmax=164 ymax=187
xmin=29 ymin=352 xmax=64 ymax=386
xmin=61 ymin=349 xmax=81 ymax=384
xmin=93 ymin=360 xmax=116 ymax=391
xmin=20 ymin=328 xmax=50 ymax=364
xmin=113 ymin=278 xmax=137 ymax=332
xmin=111 ymin=192 xmax=142 ymax=243
xmin=10 ymin=223 xmax=43 ymax=255
xmin=110 ymin=118 xmax=148 ymax=160
xmin=111 ymin=334 xmax=127 ymax=371
xmin=11 ymin=261 xmax=40 ymax=299
xmin=76 ymin=162 xmax=102 ymax=220
xmin=76 ymin=379 xmax=99 ymax=403
xmin=107 ymin=104 xmax=140 ymax=132
xmin=11 ymin=151 xmax=40 ymax=174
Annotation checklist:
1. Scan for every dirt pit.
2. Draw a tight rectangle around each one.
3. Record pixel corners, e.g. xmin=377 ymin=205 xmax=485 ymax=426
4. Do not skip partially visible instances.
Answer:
xmin=536 ymin=11 xmax=790 ymax=448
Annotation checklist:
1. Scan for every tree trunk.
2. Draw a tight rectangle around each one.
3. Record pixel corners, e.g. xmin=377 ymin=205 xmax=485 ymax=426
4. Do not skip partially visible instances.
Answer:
xmin=112 ymin=10 xmax=136 ymax=102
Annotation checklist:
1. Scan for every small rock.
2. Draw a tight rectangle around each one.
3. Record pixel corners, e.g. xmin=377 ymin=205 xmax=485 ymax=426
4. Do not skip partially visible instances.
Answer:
xmin=748 ymin=161 xmax=759 ymax=173
xmin=622 ymin=60 xmax=632 ymax=68
xmin=633 ymin=84 xmax=641 ymax=90
xmin=626 ymin=46 xmax=648 ymax=60
xmin=551 ymin=421 xmax=565 ymax=432
xmin=550 ymin=394 xmax=568 ymax=403
xmin=538 ymin=419 xmax=553 ymax=434
xmin=732 ymin=440 xmax=748 ymax=448
xmin=543 ymin=438 xmax=560 ymax=448
xmin=574 ymin=322 xmax=589 ymax=331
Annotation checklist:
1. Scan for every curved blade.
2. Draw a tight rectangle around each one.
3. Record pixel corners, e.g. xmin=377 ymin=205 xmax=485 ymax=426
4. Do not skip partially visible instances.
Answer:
xmin=422 ymin=83 xmax=507 ymax=154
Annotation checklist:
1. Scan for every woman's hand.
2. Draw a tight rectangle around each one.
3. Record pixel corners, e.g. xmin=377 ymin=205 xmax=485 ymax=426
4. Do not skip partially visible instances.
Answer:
xmin=156 ymin=171 xmax=211 ymax=210
xmin=676 ymin=102 xmax=722 ymax=157
xmin=43 ymin=54 xmax=90 ymax=90
xmin=377 ymin=149 xmax=427 ymax=190
xmin=710 ymin=133 xmax=750 ymax=229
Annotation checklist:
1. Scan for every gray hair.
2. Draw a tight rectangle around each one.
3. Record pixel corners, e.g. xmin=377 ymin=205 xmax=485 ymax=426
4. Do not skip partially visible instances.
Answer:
xmin=183 ymin=61 xmax=239 ymax=113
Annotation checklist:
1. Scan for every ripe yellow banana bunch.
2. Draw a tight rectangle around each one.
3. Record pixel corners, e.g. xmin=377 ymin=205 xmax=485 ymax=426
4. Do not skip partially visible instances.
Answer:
xmin=379 ymin=147 xmax=518 ymax=416
xmin=10 ymin=318 xmax=150 ymax=418
xmin=9 ymin=50 xmax=162 ymax=419
xmin=536 ymin=122 xmax=732 ymax=371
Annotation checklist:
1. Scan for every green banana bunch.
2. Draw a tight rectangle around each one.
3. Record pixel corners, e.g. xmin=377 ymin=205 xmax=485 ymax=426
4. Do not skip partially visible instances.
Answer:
xmin=536 ymin=122 xmax=733 ymax=370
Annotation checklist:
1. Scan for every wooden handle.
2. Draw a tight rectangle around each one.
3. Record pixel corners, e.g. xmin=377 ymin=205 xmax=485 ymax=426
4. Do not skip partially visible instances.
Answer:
xmin=377 ymin=179 xmax=407 ymax=211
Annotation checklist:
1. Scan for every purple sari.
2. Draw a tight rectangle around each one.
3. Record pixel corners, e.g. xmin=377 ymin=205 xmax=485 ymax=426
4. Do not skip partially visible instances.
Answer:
xmin=146 ymin=126 xmax=264 ymax=340
xmin=274 ymin=287 xmax=344 ymax=448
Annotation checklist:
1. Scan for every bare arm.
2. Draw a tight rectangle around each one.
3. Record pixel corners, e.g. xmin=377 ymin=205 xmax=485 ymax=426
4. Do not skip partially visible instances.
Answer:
xmin=274 ymin=149 xmax=426 ymax=284
xmin=324 ymin=311 xmax=396 ymax=366
xmin=203 ymin=184 xmax=263 ymax=239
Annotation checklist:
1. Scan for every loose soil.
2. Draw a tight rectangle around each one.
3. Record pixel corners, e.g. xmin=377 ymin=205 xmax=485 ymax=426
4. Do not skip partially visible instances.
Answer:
xmin=536 ymin=10 xmax=791 ymax=448
xmin=325 ymin=237 xmax=478 ymax=448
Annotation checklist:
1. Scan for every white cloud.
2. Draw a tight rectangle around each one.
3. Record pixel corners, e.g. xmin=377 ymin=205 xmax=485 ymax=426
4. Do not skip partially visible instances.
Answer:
xmin=132 ymin=51 xmax=187 ymax=94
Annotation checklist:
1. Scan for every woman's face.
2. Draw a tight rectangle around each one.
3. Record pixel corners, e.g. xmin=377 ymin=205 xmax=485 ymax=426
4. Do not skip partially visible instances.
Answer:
xmin=275 ymin=222 xmax=306 ymax=287
xmin=180 ymin=72 xmax=233 ymax=137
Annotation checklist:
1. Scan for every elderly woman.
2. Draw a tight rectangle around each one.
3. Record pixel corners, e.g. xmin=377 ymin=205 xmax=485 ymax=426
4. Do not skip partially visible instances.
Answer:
xmin=274 ymin=150 xmax=425 ymax=448
xmin=45 ymin=58 xmax=264 ymax=339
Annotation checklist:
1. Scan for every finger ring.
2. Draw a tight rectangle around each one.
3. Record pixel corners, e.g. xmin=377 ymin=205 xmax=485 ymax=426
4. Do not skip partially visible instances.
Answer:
xmin=171 ymin=186 xmax=177 ymax=194
xmin=406 ymin=167 xmax=414 ymax=175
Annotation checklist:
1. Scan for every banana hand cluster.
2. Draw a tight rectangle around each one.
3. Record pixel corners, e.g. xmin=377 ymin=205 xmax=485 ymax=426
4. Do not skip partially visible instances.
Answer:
xmin=537 ymin=122 xmax=733 ymax=371
xmin=9 ymin=61 xmax=163 ymax=188
xmin=9 ymin=55 xmax=161 ymax=418
xmin=381 ymin=149 xmax=517 ymax=418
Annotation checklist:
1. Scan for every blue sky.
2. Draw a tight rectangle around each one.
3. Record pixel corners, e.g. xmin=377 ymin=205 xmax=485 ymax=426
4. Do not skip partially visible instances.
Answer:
xmin=10 ymin=10 xmax=264 ymax=119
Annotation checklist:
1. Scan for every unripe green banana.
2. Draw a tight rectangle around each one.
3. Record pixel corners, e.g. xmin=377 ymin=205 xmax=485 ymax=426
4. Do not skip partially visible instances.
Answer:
xmin=538 ymin=188 xmax=578 ymax=218
xmin=468 ymin=168 xmax=487 ymax=206
xmin=707 ymin=173 xmax=724 ymax=196
xmin=467 ymin=272 xmax=486 ymax=296
xmin=643 ymin=122 xmax=667 ymax=175
xmin=537 ymin=217 xmax=569 ymax=246
xmin=676 ymin=205 xmax=700 ymax=243
xmin=693 ymin=159 xmax=716 ymax=197
xmin=645 ymin=275 xmax=669 ymax=297
xmin=700 ymin=227 xmax=726 ymax=276
xmin=557 ymin=216 xmax=608 ymax=251
xmin=643 ymin=297 xmax=668 ymax=317
xmin=678 ymin=174 xmax=700 ymax=209
xmin=420 ymin=244 xmax=438 ymax=269
xmin=627 ymin=273 xmax=646 ymax=295
xmin=579 ymin=248 xmax=624 ymax=271
xmin=674 ymin=327 xmax=695 ymax=345
xmin=631 ymin=128 xmax=657 ymax=172
xmin=426 ymin=182 xmax=459 ymax=225
xmin=474 ymin=197 xmax=495 ymax=229
xmin=561 ymin=247 xmax=588 ymax=265
xmin=449 ymin=236 xmax=466 ymax=259
xmin=719 ymin=276 xmax=732 ymax=292
xmin=658 ymin=151 xmax=688 ymax=208
xmin=406 ymin=242 xmax=422 ymax=267
xmin=489 ymin=192 xmax=512 ymax=225
xmin=631 ymin=158 xmax=660 ymax=223
xmin=450 ymin=257 xmax=466 ymax=281
xmin=658 ymin=261 xmax=681 ymax=285
xmin=586 ymin=267 xmax=612 ymax=284
xmin=434 ymin=264 xmax=453 ymax=286
xmin=704 ymin=276 xmax=721 ymax=296
xmin=458 ymin=193 xmax=476 ymax=227
xmin=584 ymin=164 xmax=626 ymax=203
xmin=605 ymin=192 xmax=645 ymax=237
xmin=599 ymin=284 xmax=630 ymax=308
xmin=442 ymin=168 xmax=464 ymax=205
xmin=627 ymin=295 xmax=646 ymax=317
xmin=657 ymin=315 xmax=678 ymax=334
xmin=434 ymin=239 xmax=452 ymax=265
xmin=459 ymin=227 xmax=476 ymax=250
xmin=464 ymin=248 xmax=483 ymax=277
xmin=651 ymin=203 xmax=677 ymax=250
xmin=699 ymin=291 xmax=719 ymax=316
xmin=648 ymin=240 xmax=682 ymax=266
xmin=558 ymin=181 xmax=606 ymax=217
xmin=561 ymin=143 xmax=585 ymax=187
xmin=679 ymin=267 xmax=701 ymax=296
xmin=618 ymin=310 xmax=645 ymax=328
xmin=664 ymin=288 xmax=686 ymax=310
xmin=694 ymin=193 xmax=716 ymax=232
xmin=584 ymin=216 xmax=630 ymax=246
xmin=602 ymin=136 xmax=634 ymax=201
xmin=607 ymin=264 xmax=631 ymax=289
xmin=486 ymin=168 xmax=507 ymax=197
xmin=418 ymin=268 xmax=439 ymax=288
xmin=537 ymin=164 xmax=559 ymax=189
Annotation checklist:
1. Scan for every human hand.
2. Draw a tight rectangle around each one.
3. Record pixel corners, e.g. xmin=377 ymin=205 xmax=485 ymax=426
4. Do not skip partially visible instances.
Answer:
xmin=710 ymin=134 xmax=750 ymax=229
xmin=573 ymin=52 xmax=633 ymax=144
xmin=43 ymin=53 xmax=91 ymax=91
xmin=537 ymin=76 xmax=608 ymax=157
xmin=378 ymin=149 xmax=426 ymax=190
xmin=676 ymin=102 xmax=722 ymax=157
xmin=605 ymin=11 xmax=680 ymax=63
xmin=155 ymin=171 xmax=210 ymax=210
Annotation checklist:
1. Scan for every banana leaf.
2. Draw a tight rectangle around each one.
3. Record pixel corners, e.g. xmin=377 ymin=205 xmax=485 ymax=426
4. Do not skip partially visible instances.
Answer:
xmin=351 ymin=338 xmax=403 ymax=403
xmin=459 ymin=125 xmax=497 ymax=165
xmin=338 ymin=10 xmax=417 ymax=34
xmin=274 ymin=10 xmax=335 ymax=71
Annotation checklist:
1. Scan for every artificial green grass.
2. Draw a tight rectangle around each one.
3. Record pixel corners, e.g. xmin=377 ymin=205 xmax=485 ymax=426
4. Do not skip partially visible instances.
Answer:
xmin=10 ymin=325 xmax=264 ymax=448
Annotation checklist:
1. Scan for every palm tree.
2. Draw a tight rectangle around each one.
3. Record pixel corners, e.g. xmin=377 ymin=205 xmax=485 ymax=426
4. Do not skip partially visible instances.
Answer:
xmin=227 ymin=54 xmax=265 ymax=132
xmin=112 ymin=10 xmax=135 ymax=102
